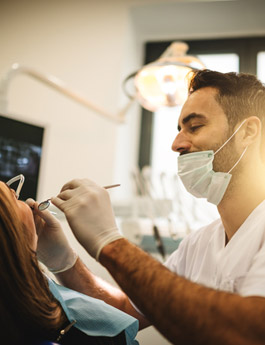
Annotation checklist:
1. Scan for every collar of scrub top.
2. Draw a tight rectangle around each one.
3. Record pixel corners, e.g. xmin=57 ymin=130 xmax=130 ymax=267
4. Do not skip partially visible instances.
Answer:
xmin=6 ymin=174 xmax=25 ymax=199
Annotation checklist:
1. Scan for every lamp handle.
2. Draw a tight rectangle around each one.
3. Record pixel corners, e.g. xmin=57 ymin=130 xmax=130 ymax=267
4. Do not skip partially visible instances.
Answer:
xmin=0 ymin=63 xmax=135 ymax=123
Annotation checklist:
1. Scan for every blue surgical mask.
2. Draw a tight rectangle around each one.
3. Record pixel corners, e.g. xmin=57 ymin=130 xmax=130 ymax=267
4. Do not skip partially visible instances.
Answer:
xmin=177 ymin=119 xmax=247 ymax=206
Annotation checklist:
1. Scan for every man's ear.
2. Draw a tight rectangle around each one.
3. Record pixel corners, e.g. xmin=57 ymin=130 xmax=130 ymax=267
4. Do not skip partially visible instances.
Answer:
xmin=241 ymin=116 xmax=261 ymax=146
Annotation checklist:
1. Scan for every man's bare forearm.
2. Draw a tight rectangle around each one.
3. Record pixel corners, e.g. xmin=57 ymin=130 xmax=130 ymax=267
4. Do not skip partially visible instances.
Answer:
xmin=55 ymin=258 xmax=124 ymax=303
xmin=55 ymin=257 xmax=148 ymax=328
xmin=100 ymin=238 xmax=265 ymax=345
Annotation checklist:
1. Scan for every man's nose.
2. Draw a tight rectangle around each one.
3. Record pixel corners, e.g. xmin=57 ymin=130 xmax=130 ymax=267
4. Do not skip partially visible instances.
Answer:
xmin=171 ymin=131 xmax=192 ymax=153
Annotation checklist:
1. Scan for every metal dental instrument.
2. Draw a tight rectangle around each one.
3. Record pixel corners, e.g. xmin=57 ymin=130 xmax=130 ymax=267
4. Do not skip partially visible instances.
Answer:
xmin=38 ymin=184 xmax=121 ymax=211
xmin=103 ymin=184 xmax=121 ymax=189
xmin=134 ymin=166 xmax=166 ymax=260
xmin=172 ymin=174 xmax=192 ymax=235
xmin=38 ymin=199 xmax=52 ymax=211
xmin=159 ymin=172 xmax=179 ymax=241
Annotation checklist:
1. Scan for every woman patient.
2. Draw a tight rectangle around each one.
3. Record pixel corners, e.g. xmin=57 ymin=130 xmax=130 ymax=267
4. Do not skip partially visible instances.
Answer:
xmin=0 ymin=175 xmax=138 ymax=345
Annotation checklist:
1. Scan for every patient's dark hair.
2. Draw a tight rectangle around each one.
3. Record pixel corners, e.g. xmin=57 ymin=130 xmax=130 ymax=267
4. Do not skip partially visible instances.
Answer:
xmin=0 ymin=182 xmax=67 ymax=344
xmin=188 ymin=69 xmax=265 ymax=132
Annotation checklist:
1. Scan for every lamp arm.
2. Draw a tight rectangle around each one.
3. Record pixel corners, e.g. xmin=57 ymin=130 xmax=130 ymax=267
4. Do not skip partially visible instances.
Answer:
xmin=0 ymin=63 xmax=135 ymax=123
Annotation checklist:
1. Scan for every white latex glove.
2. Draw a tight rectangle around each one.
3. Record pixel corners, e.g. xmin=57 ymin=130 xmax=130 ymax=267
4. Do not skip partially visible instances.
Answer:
xmin=51 ymin=179 xmax=123 ymax=260
xmin=26 ymin=198 xmax=78 ymax=273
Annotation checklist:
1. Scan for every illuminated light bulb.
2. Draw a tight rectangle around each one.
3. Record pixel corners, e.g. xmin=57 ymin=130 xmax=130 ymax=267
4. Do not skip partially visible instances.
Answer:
xmin=133 ymin=42 xmax=205 ymax=111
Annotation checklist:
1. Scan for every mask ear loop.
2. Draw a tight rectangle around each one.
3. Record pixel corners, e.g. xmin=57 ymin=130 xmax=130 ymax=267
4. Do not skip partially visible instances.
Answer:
xmin=228 ymin=145 xmax=248 ymax=174
xmin=214 ymin=119 xmax=247 ymax=156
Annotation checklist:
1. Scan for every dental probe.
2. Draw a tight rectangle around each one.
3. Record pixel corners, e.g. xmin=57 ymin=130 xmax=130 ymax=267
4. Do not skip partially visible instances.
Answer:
xmin=103 ymin=184 xmax=121 ymax=189
xmin=38 ymin=183 xmax=121 ymax=211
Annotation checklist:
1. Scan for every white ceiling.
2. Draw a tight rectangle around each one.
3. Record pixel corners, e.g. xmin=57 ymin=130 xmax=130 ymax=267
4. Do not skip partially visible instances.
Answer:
xmin=128 ymin=0 xmax=265 ymax=42
xmin=127 ymin=0 xmax=235 ymax=4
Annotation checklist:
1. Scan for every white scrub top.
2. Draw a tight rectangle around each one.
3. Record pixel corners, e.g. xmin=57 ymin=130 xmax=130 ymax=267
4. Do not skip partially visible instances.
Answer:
xmin=165 ymin=200 xmax=265 ymax=297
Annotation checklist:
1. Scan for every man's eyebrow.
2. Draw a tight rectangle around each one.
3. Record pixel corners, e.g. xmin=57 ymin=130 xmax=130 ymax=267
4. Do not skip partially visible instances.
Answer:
xmin=178 ymin=113 xmax=207 ymax=131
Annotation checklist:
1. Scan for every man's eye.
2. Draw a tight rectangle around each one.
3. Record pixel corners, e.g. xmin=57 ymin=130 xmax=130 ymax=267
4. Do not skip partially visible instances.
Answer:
xmin=190 ymin=125 xmax=203 ymax=132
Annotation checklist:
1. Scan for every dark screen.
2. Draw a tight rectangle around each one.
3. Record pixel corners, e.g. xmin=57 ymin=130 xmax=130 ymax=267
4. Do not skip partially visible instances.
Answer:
xmin=0 ymin=114 xmax=44 ymax=200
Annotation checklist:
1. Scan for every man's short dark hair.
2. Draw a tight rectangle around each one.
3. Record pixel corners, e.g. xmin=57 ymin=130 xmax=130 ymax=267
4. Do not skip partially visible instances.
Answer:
xmin=188 ymin=69 xmax=265 ymax=132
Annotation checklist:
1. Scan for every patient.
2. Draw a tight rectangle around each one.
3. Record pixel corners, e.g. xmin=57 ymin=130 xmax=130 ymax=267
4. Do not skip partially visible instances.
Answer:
xmin=0 ymin=175 xmax=138 ymax=345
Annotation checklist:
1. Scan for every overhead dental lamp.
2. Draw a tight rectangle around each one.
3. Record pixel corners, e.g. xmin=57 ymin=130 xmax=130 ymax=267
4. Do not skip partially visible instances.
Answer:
xmin=0 ymin=42 xmax=204 ymax=120
xmin=123 ymin=41 xmax=205 ymax=111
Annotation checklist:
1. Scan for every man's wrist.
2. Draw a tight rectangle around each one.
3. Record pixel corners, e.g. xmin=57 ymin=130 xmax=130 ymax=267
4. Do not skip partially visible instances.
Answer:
xmin=95 ymin=233 xmax=124 ymax=261
xmin=99 ymin=238 xmax=127 ymax=263
xmin=49 ymin=251 xmax=78 ymax=274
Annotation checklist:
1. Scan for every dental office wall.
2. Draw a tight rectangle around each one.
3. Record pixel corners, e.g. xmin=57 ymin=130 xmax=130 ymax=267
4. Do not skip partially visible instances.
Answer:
xmin=1 ymin=1 xmax=265 ymax=344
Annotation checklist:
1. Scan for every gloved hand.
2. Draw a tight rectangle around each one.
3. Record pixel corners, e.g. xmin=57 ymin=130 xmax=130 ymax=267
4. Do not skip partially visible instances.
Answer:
xmin=26 ymin=198 xmax=78 ymax=273
xmin=51 ymin=179 xmax=123 ymax=260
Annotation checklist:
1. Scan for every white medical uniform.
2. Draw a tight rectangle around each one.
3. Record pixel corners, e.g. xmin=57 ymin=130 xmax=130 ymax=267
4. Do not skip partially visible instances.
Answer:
xmin=165 ymin=200 xmax=265 ymax=297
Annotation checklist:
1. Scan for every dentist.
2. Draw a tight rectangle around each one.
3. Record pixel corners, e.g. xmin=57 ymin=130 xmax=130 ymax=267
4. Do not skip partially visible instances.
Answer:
xmin=33 ymin=70 xmax=265 ymax=345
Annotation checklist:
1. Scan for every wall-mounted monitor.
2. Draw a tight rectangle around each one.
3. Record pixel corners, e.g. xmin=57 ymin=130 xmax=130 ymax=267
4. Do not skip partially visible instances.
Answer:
xmin=0 ymin=114 xmax=44 ymax=200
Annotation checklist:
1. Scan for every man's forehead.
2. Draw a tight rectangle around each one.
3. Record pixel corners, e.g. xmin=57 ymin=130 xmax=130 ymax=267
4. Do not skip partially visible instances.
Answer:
xmin=178 ymin=87 xmax=222 ymax=126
